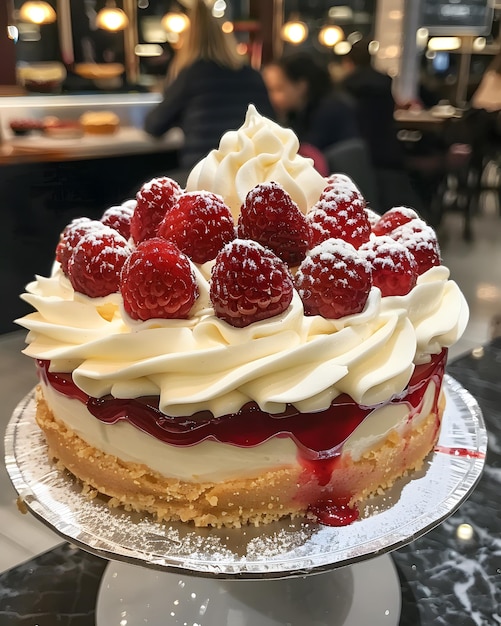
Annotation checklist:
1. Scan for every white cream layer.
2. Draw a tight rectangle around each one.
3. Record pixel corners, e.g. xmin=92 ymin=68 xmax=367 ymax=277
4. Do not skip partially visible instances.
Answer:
xmin=19 ymin=265 xmax=467 ymax=419
xmin=40 ymin=377 xmax=437 ymax=482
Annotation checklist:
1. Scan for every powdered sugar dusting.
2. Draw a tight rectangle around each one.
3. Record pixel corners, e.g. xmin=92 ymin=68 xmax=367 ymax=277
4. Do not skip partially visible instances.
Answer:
xmin=210 ymin=238 xmax=293 ymax=327
xmin=180 ymin=190 xmax=225 ymax=211
xmin=66 ymin=226 xmax=132 ymax=298
xmin=122 ymin=198 xmax=137 ymax=210
xmin=295 ymin=237 xmax=372 ymax=318
xmin=322 ymin=173 xmax=362 ymax=204
xmin=389 ymin=206 xmax=420 ymax=220
xmin=307 ymin=238 xmax=362 ymax=264
xmin=392 ymin=218 xmax=438 ymax=250
xmin=361 ymin=234 xmax=410 ymax=267
xmin=102 ymin=204 xmax=134 ymax=218
xmin=373 ymin=206 xmax=420 ymax=236
xmin=365 ymin=207 xmax=381 ymax=228
xmin=359 ymin=234 xmax=418 ymax=296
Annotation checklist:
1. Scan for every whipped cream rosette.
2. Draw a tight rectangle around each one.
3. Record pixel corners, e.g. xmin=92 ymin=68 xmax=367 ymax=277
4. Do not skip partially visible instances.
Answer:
xmin=186 ymin=104 xmax=326 ymax=218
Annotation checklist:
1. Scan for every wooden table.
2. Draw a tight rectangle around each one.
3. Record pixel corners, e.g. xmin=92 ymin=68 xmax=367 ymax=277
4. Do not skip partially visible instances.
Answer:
xmin=394 ymin=108 xmax=462 ymax=134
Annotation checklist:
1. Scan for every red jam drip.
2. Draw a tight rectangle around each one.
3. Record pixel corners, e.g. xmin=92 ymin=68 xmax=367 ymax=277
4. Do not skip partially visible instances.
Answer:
xmin=307 ymin=499 xmax=360 ymax=527
xmin=36 ymin=350 xmax=446 ymax=460
xmin=435 ymin=445 xmax=485 ymax=459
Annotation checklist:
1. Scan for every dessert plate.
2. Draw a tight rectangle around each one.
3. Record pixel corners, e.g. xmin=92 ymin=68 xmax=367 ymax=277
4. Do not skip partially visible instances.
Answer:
xmin=4 ymin=376 xmax=486 ymax=579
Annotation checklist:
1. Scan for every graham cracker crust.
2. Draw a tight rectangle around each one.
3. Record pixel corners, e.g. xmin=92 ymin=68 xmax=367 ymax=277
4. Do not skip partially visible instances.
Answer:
xmin=34 ymin=386 xmax=444 ymax=528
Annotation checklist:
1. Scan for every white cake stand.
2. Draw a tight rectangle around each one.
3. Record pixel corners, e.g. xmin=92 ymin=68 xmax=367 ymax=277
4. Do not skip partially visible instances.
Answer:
xmin=5 ymin=376 xmax=487 ymax=626
xmin=96 ymin=555 xmax=400 ymax=626
xmin=96 ymin=554 xmax=400 ymax=625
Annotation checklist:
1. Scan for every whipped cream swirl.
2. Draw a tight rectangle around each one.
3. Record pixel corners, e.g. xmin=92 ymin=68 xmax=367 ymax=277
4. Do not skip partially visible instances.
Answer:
xmin=18 ymin=264 xmax=468 ymax=418
xmin=186 ymin=105 xmax=326 ymax=218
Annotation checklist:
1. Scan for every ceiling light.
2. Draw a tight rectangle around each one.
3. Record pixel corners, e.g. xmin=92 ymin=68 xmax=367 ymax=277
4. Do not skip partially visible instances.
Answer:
xmin=19 ymin=1 xmax=56 ymax=25
xmin=473 ymin=37 xmax=486 ymax=52
xmin=212 ymin=0 xmax=226 ymax=18
xmin=95 ymin=2 xmax=128 ymax=31
xmin=347 ymin=31 xmax=362 ymax=44
xmin=334 ymin=41 xmax=352 ymax=55
xmin=161 ymin=12 xmax=189 ymax=34
xmin=281 ymin=19 xmax=308 ymax=45
xmin=416 ymin=27 xmax=429 ymax=49
xmin=328 ymin=6 xmax=353 ymax=22
xmin=7 ymin=25 xmax=19 ymax=41
xmin=428 ymin=37 xmax=461 ymax=52
xmin=135 ymin=43 xmax=163 ymax=57
xmin=456 ymin=523 xmax=474 ymax=541
xmin=318 ymin=25 xmax=344 ymax=47
xmin=236 ymin=42 xmax=248 ymax=55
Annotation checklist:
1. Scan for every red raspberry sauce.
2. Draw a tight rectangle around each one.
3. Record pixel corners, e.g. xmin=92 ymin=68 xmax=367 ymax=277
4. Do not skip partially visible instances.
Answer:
xmin=36 ymin=350 xmax=446 ymax=526
xmin=36 ymin=350 xmax=445 ymax=459
xmin=308 ymin=499 xmax=360 ymax=526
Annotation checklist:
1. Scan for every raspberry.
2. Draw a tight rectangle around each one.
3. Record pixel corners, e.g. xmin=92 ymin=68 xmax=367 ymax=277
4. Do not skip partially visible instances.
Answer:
xmin=101 ymin=203 xmax=134 ymax=240
xmin=67 ymin=227 xmax=131 ymax=298
xmin=210 ymin=239 xmax=294 ymax=328
xmin=372 ymin=206 xmax=420 ymax=236
xmin=360 ymin=235 xmax=418 ymax=296
xmin=307 ymin=188 xmax=370 ymax=249
xmin=158 ymin=191 xmax=235 ymax=264
xmin=237 ymin=182 xmax=311 ymax=266
xmin=391 ymin=218 xmax=441 ymax=274
xmin=56 ymin=218 xmax=107 ymax=276
xmin=295 ymin=238 xmax=372 ymax=319
xmin=120 ymin=238 xmax=198 ymax=321
xmin=131 ymin=177 xmax=182 ymax=244
xmin=323 ymin=173 xmax=361 ymax=195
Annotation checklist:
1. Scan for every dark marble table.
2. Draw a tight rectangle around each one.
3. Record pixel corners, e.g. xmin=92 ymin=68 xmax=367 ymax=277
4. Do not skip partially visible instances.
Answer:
xmin=1 ymin=338 xmax=500 ymax=625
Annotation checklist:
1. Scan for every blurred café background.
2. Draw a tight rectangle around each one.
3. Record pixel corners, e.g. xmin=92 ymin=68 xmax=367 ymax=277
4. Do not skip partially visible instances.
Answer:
xmin=0 ymin=0 xmax=500 ymax=352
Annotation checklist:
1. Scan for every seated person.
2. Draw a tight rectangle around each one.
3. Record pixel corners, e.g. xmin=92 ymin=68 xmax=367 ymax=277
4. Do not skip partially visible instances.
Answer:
xmin=341 ymin=39 xmax=423 ymax=213
xmin=144 ymin=0 xmax=274 ymax=170
xmin=262 ymin=53 xmax=359 ymax=151
xmin=341 ymin=38 xmax=402 ymax=171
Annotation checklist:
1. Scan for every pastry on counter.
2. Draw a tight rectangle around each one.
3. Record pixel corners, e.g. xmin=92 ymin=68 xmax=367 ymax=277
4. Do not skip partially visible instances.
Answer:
xmin=9 ymin=118 xmax=45 ymax=136
xmin=79 ymin=111 xmax=120 ymax=135
xmin=43 ymin=117 xmax=84 ymax=139
xmin=16 ymin=62 xmax=66 ymax=93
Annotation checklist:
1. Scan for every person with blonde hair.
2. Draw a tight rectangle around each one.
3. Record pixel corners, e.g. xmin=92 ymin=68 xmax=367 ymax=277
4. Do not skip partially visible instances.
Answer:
xmin=144 ymin=0 xmax=274 ymax=169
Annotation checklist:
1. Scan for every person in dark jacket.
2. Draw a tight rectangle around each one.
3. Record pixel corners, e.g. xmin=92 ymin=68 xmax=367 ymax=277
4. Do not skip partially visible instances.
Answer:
xmin=262 ymin=53 xmax=359 ymax=151
xmin=342 ymin=38 xmax=423 ymax=213
xmin=144 ymin=0 xmax=274 ymax=169
xmin=341 ymin=38 xmax=402 ymax=170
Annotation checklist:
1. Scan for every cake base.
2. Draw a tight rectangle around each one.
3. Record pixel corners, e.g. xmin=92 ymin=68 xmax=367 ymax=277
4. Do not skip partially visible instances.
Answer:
xmin=96 ymin=555 xmax=401 ymax=626
xmin=35 ymin=386 xmax=444 ymax=528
